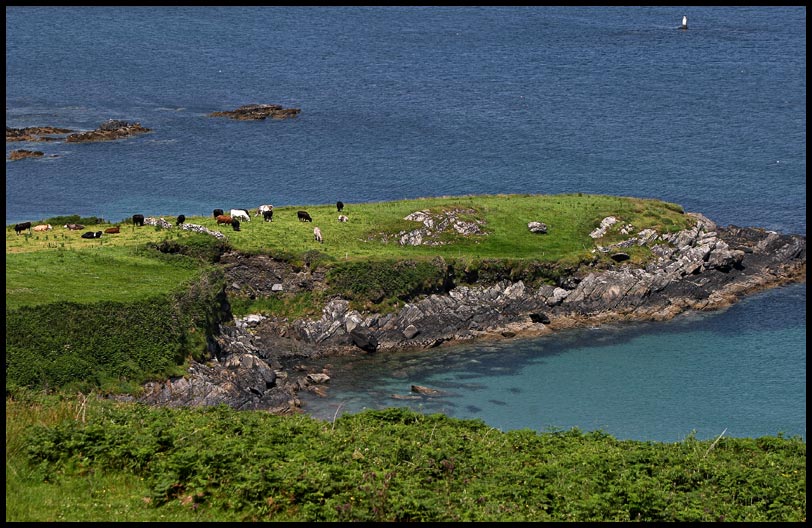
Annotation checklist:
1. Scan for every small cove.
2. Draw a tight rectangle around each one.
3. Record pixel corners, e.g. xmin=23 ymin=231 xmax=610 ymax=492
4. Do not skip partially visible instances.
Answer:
xmin=297 ymin=283 xmax=806 ymax=443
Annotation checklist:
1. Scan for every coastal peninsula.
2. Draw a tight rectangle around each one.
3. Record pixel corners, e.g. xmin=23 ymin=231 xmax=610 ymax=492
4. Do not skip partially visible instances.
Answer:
xmin=124 ymin=203 xmax=806 ymax=415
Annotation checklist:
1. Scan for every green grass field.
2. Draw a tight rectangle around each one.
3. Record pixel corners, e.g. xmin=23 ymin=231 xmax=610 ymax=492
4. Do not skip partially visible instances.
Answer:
xmin=6 ymin=193 xmax=691 ymax=309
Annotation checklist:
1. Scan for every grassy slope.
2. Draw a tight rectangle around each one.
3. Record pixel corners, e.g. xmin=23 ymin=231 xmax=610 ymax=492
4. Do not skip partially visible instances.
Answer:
xmin=6 ymin=193 xmax=691 ymax=309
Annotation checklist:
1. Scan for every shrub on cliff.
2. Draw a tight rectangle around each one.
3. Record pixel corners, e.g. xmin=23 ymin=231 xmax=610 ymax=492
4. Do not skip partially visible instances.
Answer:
xmin=5 ymin=270 xmax=228 ymax=394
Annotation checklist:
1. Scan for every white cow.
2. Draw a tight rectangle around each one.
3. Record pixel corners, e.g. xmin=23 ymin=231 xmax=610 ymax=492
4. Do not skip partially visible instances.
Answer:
xmin=313 ymin=226 xmax=323 ymax=243
xmin=33 ymin=224 xmax=53 ymax=232
xmin=230 ymin=209 xmax=251 ymax=222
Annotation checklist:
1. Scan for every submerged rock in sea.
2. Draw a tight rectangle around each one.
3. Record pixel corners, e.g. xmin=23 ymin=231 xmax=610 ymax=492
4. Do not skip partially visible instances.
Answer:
xmin=209 ymin=104 xmax=301 ymax=120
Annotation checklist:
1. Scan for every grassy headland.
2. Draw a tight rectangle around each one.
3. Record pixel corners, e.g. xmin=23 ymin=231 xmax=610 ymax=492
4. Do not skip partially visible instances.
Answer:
xmin=7 ymin=193 xmax=690 ymax=309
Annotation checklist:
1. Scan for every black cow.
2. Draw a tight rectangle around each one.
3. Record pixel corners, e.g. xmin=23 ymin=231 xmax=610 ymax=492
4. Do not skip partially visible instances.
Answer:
xmin=262 ymin=209 xmax=274 ymax=222
xmin=176 ymin=214 xmax=186 ymax=226
xmin=213 ymin=208 xmax=224 ymax=218
xmin=132 ymin=214 xmax=145 ymax=227
xmin=297 ymin=210 xmax=313 ymax=222
xmin=231 ymin=219 xmax=241 ymax=231
xmin=81 ymin=231 xmax=102 ymax=239
xmin=14 ymin=221 xmax=31 ymax=235
xmin=336 ymin=201 xmax=344 ymax=212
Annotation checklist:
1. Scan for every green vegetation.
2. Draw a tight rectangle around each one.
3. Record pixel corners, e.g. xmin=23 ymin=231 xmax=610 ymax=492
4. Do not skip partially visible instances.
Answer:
xmin=7 ymin=193 xmax=691 ymax=316
xmin=6 ymin=392 xmax=806 ymax=522
xmin=8 ymin=194 xmax=804 ymax=522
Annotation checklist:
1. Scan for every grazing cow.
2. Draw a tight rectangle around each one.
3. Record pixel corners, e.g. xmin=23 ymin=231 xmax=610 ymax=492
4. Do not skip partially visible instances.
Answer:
xmin=64 ymin=223 xmax=84 ymax=230
xmin=216 ymin=215 xmax=233 ymax=225
xmin=176 ymin=214 xmax=186 ymax=225
xmin=297 ymin=210 xmax=313 ymax=222
xmin=213 ymin=208 xmax=224 ymax=218
xmin=33 ymin=224 xmax=53 ymax=232
xmin=132 ymin=214 xmax=145 ymax=227
xmin=231 ymin=219 xmax=241 ymax=231
xmin=81 ymin=231 xmax=102 ymax=239
xmin=262 ymin=209 xmax=274 ymax=222
xmin=14 ymin=222 xmax=32 ymax=235
xmin=338 ymin=215 xmax=348 ymax=223
xmin=313 ymin=226 xmax=323 ymax=243
xmin=255 ymin=204 xmax=274 ymax=217
xmin=230 ymin=209 xmax=251 ymax=222
xmin=104 ymin=226 xmax=120 ymax=234
xmin=337 ymin=201 xmax=344 ymax=212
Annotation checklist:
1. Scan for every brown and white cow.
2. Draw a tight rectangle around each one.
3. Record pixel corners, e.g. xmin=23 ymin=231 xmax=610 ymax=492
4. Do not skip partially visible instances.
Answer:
xmin=33 ymin=224 xmax=53 ymax=232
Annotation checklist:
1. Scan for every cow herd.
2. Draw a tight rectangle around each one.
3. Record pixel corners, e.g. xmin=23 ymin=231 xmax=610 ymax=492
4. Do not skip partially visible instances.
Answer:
xmin=11 ymin=220 xmax=107 ymax=240
xmin=202 ymin=202 xmax=348 ymax=242
xmin=11 ymin=201 xmax=349 ymax=245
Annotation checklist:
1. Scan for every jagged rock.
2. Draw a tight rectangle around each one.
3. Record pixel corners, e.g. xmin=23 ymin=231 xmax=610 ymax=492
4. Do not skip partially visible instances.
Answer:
xmin=178 ymin=222 xmax=228 ymax=240
xmin=65 ymin=120 xmax=151 ymax=143
xmin=403 ymin=324 xmax=420 ymax=339
xmin=590 ymin=216 xmax=618 ymax=238
xmin=209 ymin=104 xmax=301 ymax=120
xmin=350 ymin=327 xmax=379 ymax=353
xmin=8 ymin=149 xmax=45 ymax=161
xmin=411 ymin=385 xmax=445 ymax=396
xmin=6 ymin=126 xmax=73 ymax=142
xmin=529 ymin=312 xmax=551 ymax=324
xmin=396 ymin=208 xmax=486 ymax=246
xmin=306 ymin=373 xmax=330 ymax=384
xmin=144 ymin=217 xmax=173 ymax=229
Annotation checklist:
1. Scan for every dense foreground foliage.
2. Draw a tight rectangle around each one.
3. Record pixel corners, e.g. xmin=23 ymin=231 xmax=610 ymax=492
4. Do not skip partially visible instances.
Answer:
xmin=6 ymin=391 xmax=806 ymax=522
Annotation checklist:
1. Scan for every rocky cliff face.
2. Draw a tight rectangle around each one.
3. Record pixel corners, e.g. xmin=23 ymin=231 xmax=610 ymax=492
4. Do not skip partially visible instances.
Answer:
xmin=131 ymin=213 xmax=805 ymax=413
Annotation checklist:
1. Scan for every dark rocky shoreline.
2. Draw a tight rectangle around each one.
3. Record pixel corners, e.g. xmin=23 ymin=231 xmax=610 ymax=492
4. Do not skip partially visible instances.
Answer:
xmin=123 ymin=213 xmax=806 ymax=416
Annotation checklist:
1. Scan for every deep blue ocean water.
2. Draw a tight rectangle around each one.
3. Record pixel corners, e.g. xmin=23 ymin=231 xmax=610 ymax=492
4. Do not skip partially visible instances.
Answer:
xmin=6 ymin=6 xmax=805 ymax=442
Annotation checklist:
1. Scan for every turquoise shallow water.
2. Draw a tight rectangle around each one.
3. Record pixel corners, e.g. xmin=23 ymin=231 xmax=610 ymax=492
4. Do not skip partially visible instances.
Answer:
xmin=6 ymin=6 xmax=805 ymax=441
xmin=298 ymin=283 xmax=806 ymax=442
